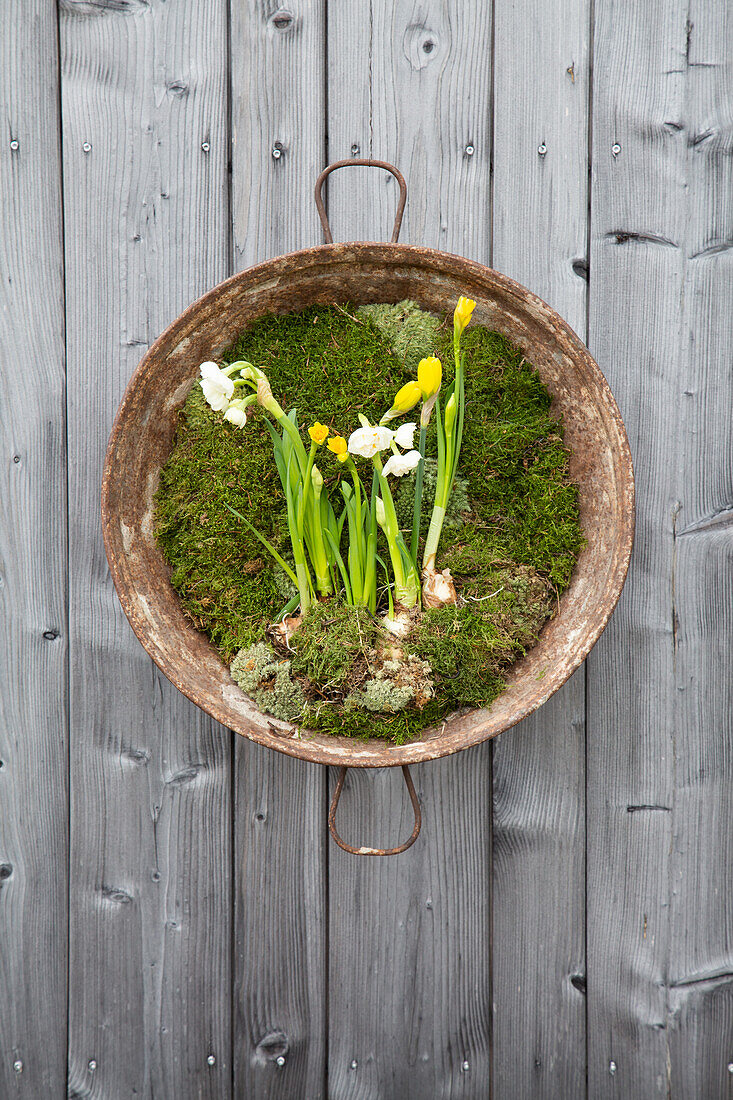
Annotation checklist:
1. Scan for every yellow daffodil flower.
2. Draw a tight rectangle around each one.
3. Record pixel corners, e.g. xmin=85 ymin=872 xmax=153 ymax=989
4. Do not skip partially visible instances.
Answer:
xmin=454 ymin=296 xmax=476 ymax=335
xmin=308 ymin=421 xmax=329 ymax=445
xmin=417 ymin=356 xmax=442 ymax=399
xmin=327 ymin=435 xmax=349 ymax=462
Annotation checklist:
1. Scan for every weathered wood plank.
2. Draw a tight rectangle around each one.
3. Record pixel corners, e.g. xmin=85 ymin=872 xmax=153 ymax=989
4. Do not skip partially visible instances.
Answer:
xmin=327 ymin=4 xmax=493 ymax=1096
xmin=61 ymin=3 xmax=232 ymax=1096
xmin=587 ymin=0 xmax=733 ymax=1094
xmin=491 ymin=0 xmax=590 ymax=1093
xmin=230 ymin=2 xmax=328 ymax=1095
xmin=0 ymin=3 xmax=67 ymax=1096
xmin=327 ymin=755 xmax=492 ymax=1098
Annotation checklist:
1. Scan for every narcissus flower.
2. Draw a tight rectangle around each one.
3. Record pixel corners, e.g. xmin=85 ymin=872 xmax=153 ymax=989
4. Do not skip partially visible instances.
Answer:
xmin=348 ymin=424 xmax=394 ymax=459
xmin=308 ymin=422 xmax=329 ymax=445
xmin=327 ymin=435 xmax=349 ymax=462
xmin=383 ymin=450 xmax=422 ymax=477
xmin=199 ymin=361 xmax=234 ymax=412
xmin=417 ymin=356 xmax=442 ymax=398
xmin=223 ymin=400 xmax=248 ymax=427
xmin=453 ymin=296 xmax=476 ymax=335
xmin=391 ymin=380 xmax=422 ymax=415
xmin=393 ymin=422 xmax=417 ymax=450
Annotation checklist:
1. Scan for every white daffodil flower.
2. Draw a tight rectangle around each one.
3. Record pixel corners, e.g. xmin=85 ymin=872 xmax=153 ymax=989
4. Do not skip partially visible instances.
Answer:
xmin=393 ymin=421 xmax=417 ymax=450
xmin=199 ymin=361 xmax=234 ymax=411
xmin=223 ymin=401 xmax=248 ymax=427
xmin=347 ymin=424 xmax=394 ymax=459
xmin=383 ymin=450 xmax=422 ymax=477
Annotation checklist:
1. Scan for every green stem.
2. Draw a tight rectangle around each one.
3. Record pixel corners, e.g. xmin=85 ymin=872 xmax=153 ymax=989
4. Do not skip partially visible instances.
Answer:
xmin=410 ymin=424 xmax=427 ymax=564
xmin=374 ymin=454 xmax=420 ymax=608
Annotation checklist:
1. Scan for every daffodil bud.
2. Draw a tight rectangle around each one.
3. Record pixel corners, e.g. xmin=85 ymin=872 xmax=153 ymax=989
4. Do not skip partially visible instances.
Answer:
xmin=444 ymin=392 xmax=457 ymax=435
xmin=375 ymin=496 xmax=386 ymax=527
xmin=311 ymin=464 xmax=324 ymax=494
xmin=417 ymin=356 xmax=442 ymax=399
xmin=308 ymin=422 xmax=329 ymax=445
xmin=453 ymin=296 xmax=476 ymax=335
xmin=390 ymin=380 xmax=422 ymax=416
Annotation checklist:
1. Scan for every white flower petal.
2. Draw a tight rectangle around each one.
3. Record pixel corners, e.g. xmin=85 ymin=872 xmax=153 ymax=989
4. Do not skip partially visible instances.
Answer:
xmin=199 ymin=361 xmax=223 ymax=379
xmin=382 ymin=450 xmax=422 ymax=477
xmin=199 ymin=362 xmax=235 ymax=412
xmin=393 ymin=422 xmax=417 ymax=450
xmin=347 ymin=425 xmax=394 ymax=458
xmin=224 ymin=403 xmax=247 ymax=427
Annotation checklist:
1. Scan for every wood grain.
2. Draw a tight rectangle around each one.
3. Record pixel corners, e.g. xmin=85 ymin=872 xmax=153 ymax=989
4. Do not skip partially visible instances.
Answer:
xmin=587 ymin=0 xmax=733 ymax=1094
xmin=491 ymin=0 xmax=591 ymax=1093
xmin=326 ymin=4 xmax=494 ymax=1095
xmin=0 ymin=3 xmax=67 ymax=1096
xmin=60 ymin=3 xmax=233 ymax=1096
xmin=230 ymin=1 xmax=328 ymax=1095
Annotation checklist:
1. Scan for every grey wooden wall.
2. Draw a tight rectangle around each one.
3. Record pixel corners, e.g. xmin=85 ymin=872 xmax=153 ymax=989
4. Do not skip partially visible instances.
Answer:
xmin=1 ymin=0 xmax=732 ymax=1097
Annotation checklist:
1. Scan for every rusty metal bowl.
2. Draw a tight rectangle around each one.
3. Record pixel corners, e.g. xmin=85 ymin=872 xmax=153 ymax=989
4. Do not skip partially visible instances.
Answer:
xmin=101 ymin=161 xmax=633 ymax=849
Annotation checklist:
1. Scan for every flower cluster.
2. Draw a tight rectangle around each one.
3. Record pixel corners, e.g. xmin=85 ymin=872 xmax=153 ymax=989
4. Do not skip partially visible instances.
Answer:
xmin=198 ymin=295 xmax=476 ymax=619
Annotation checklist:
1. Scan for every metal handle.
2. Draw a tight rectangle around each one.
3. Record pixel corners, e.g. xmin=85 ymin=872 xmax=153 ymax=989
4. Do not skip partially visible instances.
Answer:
xmin=314 ymin=158 xmax=407 ymax=244
xmin=328 ymin=765 xmax=422 ymax=856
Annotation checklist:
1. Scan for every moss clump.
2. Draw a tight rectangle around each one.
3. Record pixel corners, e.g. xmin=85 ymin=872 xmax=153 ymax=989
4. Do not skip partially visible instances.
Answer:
xmin=289 ymin=602 xmax=376 ymax=693
xmin=155 ymin=302 xmax=584 ymax=743
xmin=357 ymin=299 xmax=443 ymax=370
xmin=230 ymin=642 xmax=306 ymax=722
xmin=411 ymin=568 xmax=552 ymax=709
xmin=434 ymin=327 xmax=583 ymax=589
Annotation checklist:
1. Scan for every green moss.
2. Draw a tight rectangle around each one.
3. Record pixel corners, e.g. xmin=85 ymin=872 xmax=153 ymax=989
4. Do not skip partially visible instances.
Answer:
xmin=289 ymin=602 xmax=376 ymax=691
xmin=429 ymin=327 xmax=584 ymax=589
xmin=155 ymin=302 xmax=584 ymax=743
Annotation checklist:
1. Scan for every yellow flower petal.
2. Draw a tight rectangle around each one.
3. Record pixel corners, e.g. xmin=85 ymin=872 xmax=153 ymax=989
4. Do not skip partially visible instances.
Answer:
xmin=391 ymin=380 xmax=422 ymax=415
xmin=417 ymin=356 xmax=442 ymax=399
xmin=454 ymin=296 xmax=476 ymax=334
xmin=327 ymin=435 xmax=349 ymax=462
xmin=308 ymin=421 xmax=329 ymax=445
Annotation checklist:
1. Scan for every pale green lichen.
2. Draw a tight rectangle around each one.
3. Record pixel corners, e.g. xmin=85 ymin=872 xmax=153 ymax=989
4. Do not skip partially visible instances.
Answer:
xmin=345 ymin=679 xmax=415 ymax=713
xmin=230 ymin=642 xmax=306 ymax=722
xmin=343 ymin=651 xmax=434 ymax=714
xmin=357 ymin=299 xmax=443 ymax=370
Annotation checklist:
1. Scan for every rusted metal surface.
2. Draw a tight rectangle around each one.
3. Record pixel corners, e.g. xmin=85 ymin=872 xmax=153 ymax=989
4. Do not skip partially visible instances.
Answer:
xmin=101 ymin=240 xmax=635 ymax=768
xmin=328 ymin=765 xmax=422 ymax=855
xmin=314 ymin=158 xmax=407 ymax=243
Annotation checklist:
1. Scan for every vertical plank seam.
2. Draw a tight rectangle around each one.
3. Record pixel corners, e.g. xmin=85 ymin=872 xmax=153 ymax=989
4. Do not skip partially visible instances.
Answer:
xmin=53 ymin=0 xmax=72 ymax=1094
xmin=584 ymin=1 xmax=595 ymax=1093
